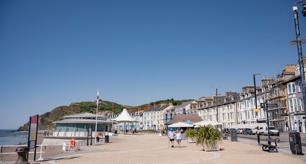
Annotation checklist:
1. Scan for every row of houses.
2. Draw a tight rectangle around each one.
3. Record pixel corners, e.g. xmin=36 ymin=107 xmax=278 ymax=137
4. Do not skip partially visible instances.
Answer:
xmin=119 ymin=63 xmax=305 ymax=133
xmin=188 ymin=63 xmax=306 ymax=133
xmin=94 ymin=61 xmax=304 ymax=133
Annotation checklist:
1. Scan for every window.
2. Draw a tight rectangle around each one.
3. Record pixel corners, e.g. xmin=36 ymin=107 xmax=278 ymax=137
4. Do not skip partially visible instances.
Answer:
xmin=292 ymin=83 xmax=296 ymax=93
xmin=209 ymin=115 xmax=212 ymax=121
xmin=287 ymin=84 xmax=291 ymax=94
xmin=298 ymin=82 xmax=301 ymax=92
xmin=289 ymin=99 xmax=293 ymax=112
xmin=299 ymin=98 xmax=303 ymax=111
xmin=294 ymin=99 xmax=297 ymax=112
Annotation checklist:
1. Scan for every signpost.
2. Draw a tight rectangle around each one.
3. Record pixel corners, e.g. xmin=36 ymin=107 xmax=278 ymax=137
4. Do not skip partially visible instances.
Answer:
xmin=26 ymin=114 xmax=39 ymax=161
xmin=87 ymin=125 xmax=92 ymax=146
xmin=263 ymin=101 xmax=278 ymax=145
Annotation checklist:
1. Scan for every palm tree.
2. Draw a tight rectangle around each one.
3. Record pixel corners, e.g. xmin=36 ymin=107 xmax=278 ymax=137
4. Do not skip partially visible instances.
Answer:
xmin=185 ymin=129 xmax=197 ymax=143
xmin=195 ymin=125 xmax=222 ymax=151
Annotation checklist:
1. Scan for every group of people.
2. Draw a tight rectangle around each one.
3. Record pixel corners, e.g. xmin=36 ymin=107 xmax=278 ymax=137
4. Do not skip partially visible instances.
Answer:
xmin=168 ymin=128 xmax=182 ymax=148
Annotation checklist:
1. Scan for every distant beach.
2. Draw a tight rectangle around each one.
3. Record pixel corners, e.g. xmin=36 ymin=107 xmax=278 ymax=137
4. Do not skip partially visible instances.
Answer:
xmin=0 ymin=129 xmax=27 ymax=145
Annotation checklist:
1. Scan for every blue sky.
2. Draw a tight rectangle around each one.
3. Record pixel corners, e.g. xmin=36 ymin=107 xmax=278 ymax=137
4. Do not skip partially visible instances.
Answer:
xmin=0 ymin=0 xmax=305 ymax=129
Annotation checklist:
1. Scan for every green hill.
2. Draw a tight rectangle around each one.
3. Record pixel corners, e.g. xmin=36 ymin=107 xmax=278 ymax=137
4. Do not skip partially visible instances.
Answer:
xmin=17 ymin=99 xmax=193 ymax=131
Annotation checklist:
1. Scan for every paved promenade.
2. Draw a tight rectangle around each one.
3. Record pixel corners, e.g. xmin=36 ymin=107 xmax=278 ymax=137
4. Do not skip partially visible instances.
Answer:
xmin=39 ymin=133 xmax=305 ymax=164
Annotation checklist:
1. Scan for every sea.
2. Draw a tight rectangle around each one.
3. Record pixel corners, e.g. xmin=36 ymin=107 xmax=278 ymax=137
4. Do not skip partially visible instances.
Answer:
xmin=0 ymin=129 xmax=28 ymax=145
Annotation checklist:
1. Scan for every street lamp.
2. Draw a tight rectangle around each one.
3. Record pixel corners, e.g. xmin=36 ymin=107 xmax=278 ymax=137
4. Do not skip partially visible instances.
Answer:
xmin=211 ymin=86 xmax=221 ymax=122
xmin=95 ymin=90 xmax=99 ymax=144
xmin=253 ymin=73 xmax=261 ymax=121
xmin=293 ymin=1 xmax=306 ymax=134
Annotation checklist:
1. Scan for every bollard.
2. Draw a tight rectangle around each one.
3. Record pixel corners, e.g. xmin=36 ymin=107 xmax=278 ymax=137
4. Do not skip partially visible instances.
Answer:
xmin=38 ymin=145 xmax=44 ymax=161
xmin=15 ymin=146 xmax=29 ymax=164
xmin=257 ymin=133 xmax=260 ymax=146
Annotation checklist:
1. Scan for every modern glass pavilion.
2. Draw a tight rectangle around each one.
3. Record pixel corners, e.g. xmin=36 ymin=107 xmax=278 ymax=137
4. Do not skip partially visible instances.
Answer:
xmin=53 ymin=112 xmax=113 ymax=137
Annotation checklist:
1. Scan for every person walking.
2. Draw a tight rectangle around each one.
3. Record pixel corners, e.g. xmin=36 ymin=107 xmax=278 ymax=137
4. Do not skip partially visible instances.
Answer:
xmin=168 ymin=128 xmax=175 ymax=148
xmin=176 ymin=130 xmax=182 ymax=148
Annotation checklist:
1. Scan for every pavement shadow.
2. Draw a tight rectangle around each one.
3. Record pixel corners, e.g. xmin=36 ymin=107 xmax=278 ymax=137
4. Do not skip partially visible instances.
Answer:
xmin=34 ymin=156 xmax=80 ymax=163
xmin=175 ymin=146 xmax=187 ymax=148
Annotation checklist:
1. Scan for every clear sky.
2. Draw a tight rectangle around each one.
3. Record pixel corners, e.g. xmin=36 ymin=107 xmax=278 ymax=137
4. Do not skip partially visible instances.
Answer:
xmin=0 ymin=0 xmax=305 ymax=129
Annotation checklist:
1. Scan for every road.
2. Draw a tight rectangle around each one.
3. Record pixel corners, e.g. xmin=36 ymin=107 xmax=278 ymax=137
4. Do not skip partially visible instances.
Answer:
xmin=236 ymin=134 xmax=306 ymax=162
xmin=237 ymin=134 xmax=306 ymax=146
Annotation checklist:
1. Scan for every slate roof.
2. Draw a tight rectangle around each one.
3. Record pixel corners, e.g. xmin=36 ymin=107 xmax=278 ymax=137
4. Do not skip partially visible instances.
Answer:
xmin=178 ymin=101 xmax=193 ymax=108
xmin=64 ymin=112 xmax=97 ymax=118
xmin=165 ymin=114 xmax=202 ymax=125
xmin=144 ymin=105 xmax=170 ymax=112
xmin=53 ymin=119 xmax=113 ymax=124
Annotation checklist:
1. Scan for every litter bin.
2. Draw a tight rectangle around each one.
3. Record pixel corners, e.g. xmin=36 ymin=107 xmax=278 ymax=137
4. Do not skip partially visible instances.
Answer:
xmin=105 ymin=135 xmax=109 ymax=143
xmin=231 ymin=130 xmax=237 ymax=141
xmin=15 ymin=146 xmax=29 ymax=164
xmin=289 ymin=132 xmax=303 ymax=155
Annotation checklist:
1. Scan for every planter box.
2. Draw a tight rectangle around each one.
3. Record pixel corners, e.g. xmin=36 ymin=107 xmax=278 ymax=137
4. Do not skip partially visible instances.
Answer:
xmin=204 ymin=141 xmax=221 ymax=151
xmin=187 ymin=137 xmax=196 ymax=143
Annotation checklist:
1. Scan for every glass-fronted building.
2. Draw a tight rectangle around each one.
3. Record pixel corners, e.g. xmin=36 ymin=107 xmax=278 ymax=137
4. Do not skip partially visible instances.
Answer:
xmin=53 ymin=112 xmax=113 ymax=137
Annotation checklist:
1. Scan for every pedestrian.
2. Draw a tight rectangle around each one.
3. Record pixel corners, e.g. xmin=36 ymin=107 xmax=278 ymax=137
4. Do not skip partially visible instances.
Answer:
xmin=176 ymin=130 xmax=182 ymax=148
xmin=168 ymin=128 xmax=175 ymax=148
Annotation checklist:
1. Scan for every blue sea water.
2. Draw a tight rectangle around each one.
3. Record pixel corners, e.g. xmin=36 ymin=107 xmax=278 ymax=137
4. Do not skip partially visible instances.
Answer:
xmin=0 ymin=129 xmax=27 ymax=145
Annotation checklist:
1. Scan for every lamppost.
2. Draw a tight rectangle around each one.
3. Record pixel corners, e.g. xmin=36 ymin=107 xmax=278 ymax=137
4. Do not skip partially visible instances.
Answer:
xmin=216 ymin=88 xmax=219 ymax=122
xmin=210 ymin=86 xmax=221 ymax=123
xmin=95 ymin=90 xmax=99 ymax=143
xmin=253 ymin=74 xmax=261 ymax=121
xmin=293 ymin=1 xmax=306 ymax=134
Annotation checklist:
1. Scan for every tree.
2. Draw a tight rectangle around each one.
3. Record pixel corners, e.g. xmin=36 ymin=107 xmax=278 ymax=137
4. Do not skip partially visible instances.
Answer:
xmin=195 ymin=125 xmax=222 ymax=151
xmin=185 ymin=129 xmax=197 ymax=142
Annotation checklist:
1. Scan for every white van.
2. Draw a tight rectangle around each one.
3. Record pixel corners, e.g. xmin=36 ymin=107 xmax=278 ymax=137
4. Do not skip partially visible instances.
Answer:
xmin=263 ymin=126 xmax=279 ymax=136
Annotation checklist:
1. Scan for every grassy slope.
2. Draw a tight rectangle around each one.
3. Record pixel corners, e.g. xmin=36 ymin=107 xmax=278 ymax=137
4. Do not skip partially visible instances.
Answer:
xmin=17 ymin=99 xmax=193 ymax=131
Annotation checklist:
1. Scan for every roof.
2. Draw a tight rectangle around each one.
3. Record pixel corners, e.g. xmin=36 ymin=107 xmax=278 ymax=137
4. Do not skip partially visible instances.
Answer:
xmin=165 ymin=114 xmax=203 ymax=125
xmin=178 ymin=101 xmax=193 ymax=108
xmin=53 ymin=119 xmax=113 ymax=124
xmin=113 ymin=109 xmax=137 ymax=122
xmin=64 ymin=112 xmax=97 ymax=118
xmin=144 ymin=105 xmax=170 ymax=112
xmin=144 ymin=106 xmax=155 ymax=112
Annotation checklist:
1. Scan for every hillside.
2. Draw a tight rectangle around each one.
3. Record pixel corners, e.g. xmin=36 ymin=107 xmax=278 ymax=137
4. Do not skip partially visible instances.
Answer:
xmin=17 ymin=99 xmax=193 ymax=131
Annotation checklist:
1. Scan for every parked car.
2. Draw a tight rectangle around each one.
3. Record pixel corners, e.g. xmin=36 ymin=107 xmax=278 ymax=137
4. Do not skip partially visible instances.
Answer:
xmin=251 ymin=127 xmax=259 ymax=135
xmin=258 ymin=126 xmax=265 ymax=135
xmin=263 ymin=126 xmax=280 ymax=136
xmin=236 ymin=128 xmax=243 ymax=134
xmin=242 ymin=128 xmax=253 ymax=135
xmin=223 ymin=128 xmax=229 ymax=133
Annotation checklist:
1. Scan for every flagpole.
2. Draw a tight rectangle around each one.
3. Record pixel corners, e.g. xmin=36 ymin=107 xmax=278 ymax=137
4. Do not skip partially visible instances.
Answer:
xmin=95 ymin=90 xmax=99 ymax=144
xmin=112 ymin=104 xmax=114 ymax=132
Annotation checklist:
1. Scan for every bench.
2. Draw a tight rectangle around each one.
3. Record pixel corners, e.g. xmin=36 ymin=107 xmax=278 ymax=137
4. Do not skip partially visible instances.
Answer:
xmin=261 ymin=138 xmax=280 ymax=152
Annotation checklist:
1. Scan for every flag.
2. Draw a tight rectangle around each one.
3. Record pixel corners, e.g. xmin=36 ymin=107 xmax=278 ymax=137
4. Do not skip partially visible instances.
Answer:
xmin=97 ymin=90 xmax=99 ymax=100
xmin=112 ymin=104 xmax=114 ymax=113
